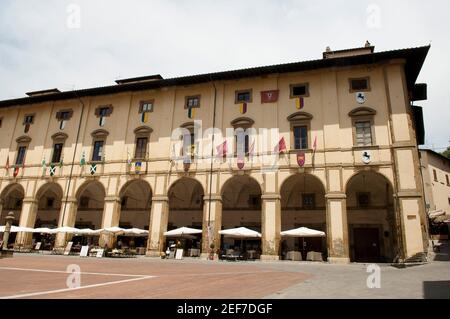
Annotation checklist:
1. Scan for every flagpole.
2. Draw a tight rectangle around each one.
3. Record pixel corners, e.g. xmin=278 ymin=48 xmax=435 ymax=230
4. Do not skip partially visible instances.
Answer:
xmin=60 ymin=92 xmax=85 ymax=229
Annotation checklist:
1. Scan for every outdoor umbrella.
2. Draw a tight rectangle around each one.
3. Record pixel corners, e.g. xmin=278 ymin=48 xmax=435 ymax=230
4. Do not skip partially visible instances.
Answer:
xmin=164 ymin=227 xmax=202 ymax=238
xmin=219 ymin=227 xmax=261 ymax=238
xmin=280 ymin=227 xmax=326 ymax=259
xmin=32 ymin=227 xmax=58 ymax=234
xmin=0 ymin=225 xmax=34 ymax=233
xmin=53 ymin=226 xmax=82 ymax=234
xmin=123 ymin=228 xmax=149 ymax=236
xmin=77 ymin=228 xmax=102 ymax=236
xmin=219 ymin=227 xmax=262 ymax=257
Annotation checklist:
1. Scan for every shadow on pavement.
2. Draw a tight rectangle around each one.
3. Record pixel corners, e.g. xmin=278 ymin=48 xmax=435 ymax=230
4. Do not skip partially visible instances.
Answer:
xmin=423 ymin=281 xmax=450 ymax=299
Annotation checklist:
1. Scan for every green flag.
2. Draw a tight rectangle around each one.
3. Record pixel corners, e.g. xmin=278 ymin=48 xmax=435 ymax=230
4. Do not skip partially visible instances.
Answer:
xmin=80 ymin=151 xmax=86 ymax=166
xmin=41 ymin=157 xmax=47 ymax=174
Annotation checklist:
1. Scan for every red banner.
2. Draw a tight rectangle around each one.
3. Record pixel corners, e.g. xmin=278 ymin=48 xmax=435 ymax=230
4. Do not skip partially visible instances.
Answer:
xmin=261 ymin=90 xmax=279 ymax=103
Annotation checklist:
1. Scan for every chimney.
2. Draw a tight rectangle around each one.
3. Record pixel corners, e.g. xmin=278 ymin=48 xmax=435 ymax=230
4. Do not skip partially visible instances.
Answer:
xmin=323 ymin=41 xmax=375 ymax=59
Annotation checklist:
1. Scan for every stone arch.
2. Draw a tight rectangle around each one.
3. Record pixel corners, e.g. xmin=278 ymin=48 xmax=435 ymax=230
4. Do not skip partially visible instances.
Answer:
xmin=74 ymin=180 xmax=106 ymax=230
xmin=118 ymin=179 xmax=152 ymax=229
xmin=220 ymin=175 xmax=262 ymax=209
xmin=0 ymin=183 xmax=25 ymax=225
xmin=345 ymin=170 xmax=396 ymax=263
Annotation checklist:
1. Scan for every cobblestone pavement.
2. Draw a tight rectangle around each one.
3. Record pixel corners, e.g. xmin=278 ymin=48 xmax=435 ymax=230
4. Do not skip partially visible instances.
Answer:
xmin=0 ymin=250 xmax=449 ymax=299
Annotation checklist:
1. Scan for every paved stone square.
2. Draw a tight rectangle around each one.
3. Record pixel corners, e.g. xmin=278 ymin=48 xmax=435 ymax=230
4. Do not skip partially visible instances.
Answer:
xmin=0 ymin=251 xmax=449 ymax=299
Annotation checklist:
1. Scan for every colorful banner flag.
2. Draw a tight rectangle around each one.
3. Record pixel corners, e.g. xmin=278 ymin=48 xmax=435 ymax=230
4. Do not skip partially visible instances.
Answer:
xmin=274 ymin=137 xmax=287 ymax=154
xmin=80 ymin=152 xmax=86 ymax=166
xmin=237 ymin=157 xmax=245 ymax=170
xmin=49 ymin=164 xmax=56 ymax=176
xmin=42 ymin=158 xmax=47 ymax=175
xmin=261 ymin=90 xmax=279 ymax=103
xmin=248 ymin=140 xmax=255 ymax=159
xmin=297 ymin=152 xmax=306 ymax=167
xmin=99 ymin=116 xmax=106 ymax=127
xmin=89 ymin=164 xmax=97 ymax=175
xmin=216 ymin=140 xmax=228 ymax=158
xmin=295 ymin=97 xmax=304 ymax=109
xmin=135 ymin=161 xmax=142 ymax=174
xmin=187 ymin=107 xmax=196 ymax=119
xmin=313 ymin=135 xmax=317 ymax=151
xmin=13 ymin=166 xmax=20 ymax=178
xmin=239 ymin=103 xmax=247 ymax=114
xmin=5 ymin=156 xmax=10 ymax=176
xmin=183 ymin=157 xmax=191 ymax=172
xmin=141 ymin=112 xmax=150 ymax=124
xmin=24 ymin=123 xmax=30 ymax=133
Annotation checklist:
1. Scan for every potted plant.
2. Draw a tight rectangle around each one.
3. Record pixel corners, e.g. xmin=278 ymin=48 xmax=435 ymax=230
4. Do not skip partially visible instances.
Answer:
xmin=209 ymin=243 xmax=215 ymax=260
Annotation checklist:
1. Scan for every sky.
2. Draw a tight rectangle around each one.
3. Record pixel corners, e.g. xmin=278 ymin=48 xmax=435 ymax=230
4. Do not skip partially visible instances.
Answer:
xmin=0 ymin=0 xmax=448 ymax=151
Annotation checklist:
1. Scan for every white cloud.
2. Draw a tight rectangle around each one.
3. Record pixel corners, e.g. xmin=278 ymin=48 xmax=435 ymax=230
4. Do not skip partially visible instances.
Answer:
xmin=0 ymin=0 xmax=448 ymax=149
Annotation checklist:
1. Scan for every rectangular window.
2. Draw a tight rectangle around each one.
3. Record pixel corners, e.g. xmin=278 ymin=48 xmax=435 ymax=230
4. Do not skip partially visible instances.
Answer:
xmin=248 ymin=195 xmax=261 ymax=208
xmin=60 ymin=111 xmax=71 ymax=120
xmin=24 ymin=115 xmax=34 ymax=124
xmin=51 ymin=143 xmax=63 ymax=163
xmin=293 ymin=126 xmax=308 ymax=149
xmin=355 ymin=121 xmax=372 ymax=146
xmin=302 ymin=194 xmax=315 ymax=209
xmin=235 ymin=133 xmax=249 ymax=154
xmin=92 ymin=140 xmax=104 ymax=162
xmin=235 ymin=90 xmax=252 ymax=103
xmin=350 ymin=77 xmax=370 ymax=92
xmin=142 ymin=102 xmax=153 ymax=112
xmin=357 ymin=193 xmax=370 ymax=208
xmin=185 ymin=96 xmax=200 ymax=109
xmin=135 ymin=137 xmax=148 ymax=159
xmin=99 ymin=107 xmax=109 ymax=117
xmin=79 ymin=197 xmax=89 ymax=208
xmin=16 ymin=146 xmax=27 ymax=165
xmin=433 ymin=169 xmax=438 ymax=182
xmin=46 ymin=198 xmax=55 ymax=209
xmin=290 ymin=83 xmax=309 ymax=98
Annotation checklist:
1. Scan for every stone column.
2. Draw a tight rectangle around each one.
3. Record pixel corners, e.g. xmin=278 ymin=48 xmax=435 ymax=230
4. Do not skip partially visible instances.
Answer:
xmin=15 ymin=197 xmax=38 ymax=248
xmin=261 ymin=193 xmax=281 ymax=261
xmin=146 ymin=195 xmax=169 ymax=257
xmin=54 ymin=198 xmax=78 ymax=248
xmin=326 ymin=193 xmax=350 ymax=263
xmin=99 ymin=196 xmax=121 ymax=248
xmin=201 ymin=194 xmax=222 ymax=259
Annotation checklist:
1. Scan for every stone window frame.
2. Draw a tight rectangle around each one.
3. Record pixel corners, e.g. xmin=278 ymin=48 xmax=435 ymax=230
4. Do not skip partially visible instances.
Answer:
xmin=184 ymin=95 xmax=201 ymax=109
xmin=50 ymin=132 xmax=68 ymax=164
xmin=356 ymin=192 xmax=371 ymax=208
xmin=94 ymin=105 xmax=113 ymax=127
xmin=348 ymin=107 xmax=377 ymax=147
xmin=349 ymin=77 xmax=371 ymax=93
xmin=287 ymin=112 xmax=313 ymax=152
xmin=15 ymin=135 xmax=32 ymax=166
xmin=139 ymin=100 xmax=154 ymax=113
xmin=289 ymin=83 xmax=310 ymax=98
xmin=133 ymin=126 xmax=153 ymax=160
xmin=230 ymin=117 xmax=255 ymax=156
xmin=179 ymin=121 xmax=200 ymax=158
xmin=234 ymin=89 xmax=253 ymax=104
xmin=55 ymin=109 xmax=73 ymax=130
xmin=302 ymin=193 xmax=316 ymax=209
xmin=90 ymin=129 xmax=109 ymax=162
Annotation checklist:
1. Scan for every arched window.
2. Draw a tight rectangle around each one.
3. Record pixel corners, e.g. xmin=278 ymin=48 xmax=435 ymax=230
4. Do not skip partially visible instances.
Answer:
xmin=287 ymin=112 xmax=313 ymax=150
xmin=348 ymin=107 xmax=377 ymax=147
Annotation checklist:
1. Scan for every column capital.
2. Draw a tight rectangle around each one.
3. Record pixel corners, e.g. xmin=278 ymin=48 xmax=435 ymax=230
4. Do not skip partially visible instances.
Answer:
xmin=22 ymin=197 xmax=38 ymax=204
xmin=325 ymin=192 xmax=346 ymax=199
xmin=104 ymin=196 xmax=121 ymax=203
xmin=261 ymin=193 xmax=281 ymax=200
xmin=203 ymin=194 xmax=222 ymax=202
xmin=61 ymin=197 xmax=77 ymax=204
xmin=152 ymin=195 xmax=169 ymax=202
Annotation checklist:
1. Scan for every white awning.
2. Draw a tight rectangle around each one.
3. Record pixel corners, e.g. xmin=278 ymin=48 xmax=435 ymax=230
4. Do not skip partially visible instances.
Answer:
xmin=33 ymin=227 xmax=58 ymax=234
xmin=53 ymin=226 xmax=82 ymax=234
xmin=0 ymin=225 xmax=35 ymax=233
xmin=280 ymin=227 xmax=326 ymax=238
xmin=164 ymin=227 xmax=202 ymax=238
xmin=123 ymin=228 xmax=149 ymax=236
xmin=219 ymin=227 xmax=261 ymax=239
